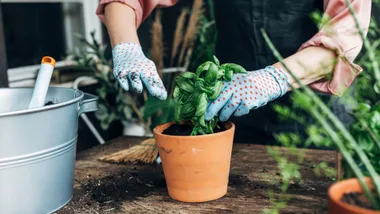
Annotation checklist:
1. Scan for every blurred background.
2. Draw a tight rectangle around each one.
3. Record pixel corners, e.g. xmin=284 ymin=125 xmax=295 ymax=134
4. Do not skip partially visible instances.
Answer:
xmin=0 ymin=0 xmax=379 ymax=153
xmin=0 ymin=0 xmax=215 ymax=152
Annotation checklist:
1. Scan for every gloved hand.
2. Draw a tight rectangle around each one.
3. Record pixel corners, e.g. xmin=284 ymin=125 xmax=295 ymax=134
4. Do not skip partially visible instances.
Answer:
xmin=112 ymin=42 xmax=167 ymax=100
xmin=205 ymin=66 xmax=290 ymax=122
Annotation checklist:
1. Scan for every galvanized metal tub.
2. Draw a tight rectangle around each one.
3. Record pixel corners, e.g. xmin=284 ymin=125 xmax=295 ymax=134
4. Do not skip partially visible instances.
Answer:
xmin=0 ymin=87 xmax=99 ymax=214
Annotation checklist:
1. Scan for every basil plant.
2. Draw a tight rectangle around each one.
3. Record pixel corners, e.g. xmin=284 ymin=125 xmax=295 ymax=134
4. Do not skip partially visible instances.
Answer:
xmin=173 ymin=56 xmax=247 ymax=136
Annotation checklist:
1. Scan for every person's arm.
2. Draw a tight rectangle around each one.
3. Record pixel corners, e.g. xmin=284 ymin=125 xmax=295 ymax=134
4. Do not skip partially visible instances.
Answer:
xmin=205 ymin=0 xmax=372 ymax=121
xmin=97 ymin=0 xmax=178 ymax=47
xmin=95 ymin=0 xmax=177 ymax=100
xmin=276 ymin=0 xmax=371 ymax=95
xmin=274 ymin=46 xmax=336 ymax=89
xmin=103 ymin=3 xmax=139 ymax=48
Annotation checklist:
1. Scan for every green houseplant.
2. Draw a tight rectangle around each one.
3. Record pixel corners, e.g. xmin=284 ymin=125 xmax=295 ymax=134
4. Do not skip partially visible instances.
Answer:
xmin=260 ymin=0 xmax=380 ymax=213
xmin=153 ymin=56 xmax=247 ymax=202
xmin=172 ymin=56 xmax=246 ymax=135
xmin=68 ymin=32 xmax=151 ymax=136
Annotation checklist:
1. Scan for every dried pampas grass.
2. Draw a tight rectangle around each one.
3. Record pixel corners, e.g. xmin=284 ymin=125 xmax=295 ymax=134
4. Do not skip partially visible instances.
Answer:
xmin=170 ymin=9 xmax=187 ymax=66
xmin=151 ymin=9 xmax=164 ymax=77
xmin=177 ymin=0 xmax=204 ymax=67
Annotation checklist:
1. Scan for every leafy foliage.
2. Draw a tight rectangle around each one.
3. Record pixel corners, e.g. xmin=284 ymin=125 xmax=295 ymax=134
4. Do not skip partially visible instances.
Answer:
xmin=173 ymin=56 xmax=246 ymax=135
xmin=264 ymin=1 xmax=380 ymax=212
xmin=68 ymin=32 xmax=146 ymax=130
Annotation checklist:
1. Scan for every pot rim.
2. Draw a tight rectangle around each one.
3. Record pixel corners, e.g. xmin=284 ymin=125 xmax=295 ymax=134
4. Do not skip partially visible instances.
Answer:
xmin=0 ymin=87 xmax=84 ymax=117
xmin=328 ymin=176 xmax=379 ymax=214
xmin=153 ymin=121 xmax=235 ymax=139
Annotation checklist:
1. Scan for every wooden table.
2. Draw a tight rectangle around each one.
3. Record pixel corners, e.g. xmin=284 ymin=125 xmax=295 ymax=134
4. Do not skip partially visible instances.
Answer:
xmin=58 ymin=137 xmax=336 ymax=214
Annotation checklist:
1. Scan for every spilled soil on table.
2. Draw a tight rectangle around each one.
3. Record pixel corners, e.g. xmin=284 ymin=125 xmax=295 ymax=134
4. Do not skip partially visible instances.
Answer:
xmin=57 ymin=171 xmax=274 ymax=213
xmin=57 ymin=170 xmax=167 ymax=213
xmin=229 ymin=174 xmax=269 ymax=190
xmin=57 ymin=159 xmax=332 ymax=213
xmin=84 ymin=171 xmax=167 ymax=204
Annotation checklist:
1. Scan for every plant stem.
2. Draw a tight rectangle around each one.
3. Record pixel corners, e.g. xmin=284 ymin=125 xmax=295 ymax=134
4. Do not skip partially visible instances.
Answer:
xmin=207 ymin=0 xmax=215 ymax=20
xmin=309 ymin=107 xmax=379 ymax=208
xmin=261 ymin=29 xmax=380 ymax=209
xmin=130 ymin=100 xmax=145 ymax=126
xmin=350 ymin=113 xmax=380 ymax=150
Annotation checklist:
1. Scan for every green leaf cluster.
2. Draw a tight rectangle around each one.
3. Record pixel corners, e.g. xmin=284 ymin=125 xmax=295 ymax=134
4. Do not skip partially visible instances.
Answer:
xmin=173 ymin=56 xmax=246 ymax=136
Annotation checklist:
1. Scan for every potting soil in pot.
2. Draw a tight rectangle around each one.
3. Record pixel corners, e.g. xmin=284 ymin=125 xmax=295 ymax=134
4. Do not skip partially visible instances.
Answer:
xmin=44 ymin=101 xmax=55 ymax=106
xmin=162 ymin=123 xmax=227 ymax=136
xmin=341 ymin=191 xmax=378 ymax=211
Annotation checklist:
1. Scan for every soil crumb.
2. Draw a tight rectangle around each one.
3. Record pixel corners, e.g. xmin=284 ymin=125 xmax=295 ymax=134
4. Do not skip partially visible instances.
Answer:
xmin=44 ymin=101 xmax=55 ymax=106
xmin=341 ymin=191 xmax=377 ymax=211
xmin=56 ymin=171 xmax=167 ymax=214
xmin=229 ymin=174 xmax=268 ymax=190
xmin=162 ymin=122 xmax=227 ymax=136
xmin=83 ymin=171 xmax=167 ymax=209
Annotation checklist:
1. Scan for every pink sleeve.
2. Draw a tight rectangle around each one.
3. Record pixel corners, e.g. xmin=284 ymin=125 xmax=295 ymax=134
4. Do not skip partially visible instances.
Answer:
xmin=298 ymin=0 xmax=372 ymax=96
xmin=96 ymin=0 xmax=178 ymax=28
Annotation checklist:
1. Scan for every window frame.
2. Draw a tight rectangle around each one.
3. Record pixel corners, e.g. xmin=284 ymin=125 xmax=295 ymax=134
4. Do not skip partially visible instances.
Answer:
xmin=2 ymin=0 xmax=103 ymax=87
xmin=0 ymin=3 xmax=8 ymax=87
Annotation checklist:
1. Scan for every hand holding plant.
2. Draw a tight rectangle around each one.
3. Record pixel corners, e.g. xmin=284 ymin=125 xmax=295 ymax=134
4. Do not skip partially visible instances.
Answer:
xmin=173 ymin=56 xmax=246 ymax=136
xmin=205 ymin=66 xmax=290 ymax=122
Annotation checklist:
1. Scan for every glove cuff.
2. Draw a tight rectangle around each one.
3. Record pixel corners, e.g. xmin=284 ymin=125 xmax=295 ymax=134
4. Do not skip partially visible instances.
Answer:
xmin=112 ymin=42 xmax=142 ymax=56
xmin=264 ymin=66 xmax=290 ymax=97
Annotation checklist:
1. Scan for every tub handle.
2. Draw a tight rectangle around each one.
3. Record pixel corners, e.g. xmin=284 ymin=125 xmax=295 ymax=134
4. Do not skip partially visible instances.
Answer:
xmin=78 ymin=93 xmax=99 ymax=116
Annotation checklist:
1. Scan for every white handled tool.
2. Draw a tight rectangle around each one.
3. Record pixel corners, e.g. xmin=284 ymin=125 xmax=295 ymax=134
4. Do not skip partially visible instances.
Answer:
xmin=28 ymin=56 xmax=56 ymax=109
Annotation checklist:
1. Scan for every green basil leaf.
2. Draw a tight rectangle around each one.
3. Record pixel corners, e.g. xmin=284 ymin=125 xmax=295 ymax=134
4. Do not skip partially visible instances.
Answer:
xmin=374 ymin=82 xmax=380 ymax=94
xmin=209 ymin=81 xmax=223 ymax=100
xmin=181 ymin=71 xmax=196 ymax=79
xmin=205 ymin=64 xmax=219 ymax=85
xmin=197 ymin=126 xmax=207 ymax=135
xmin=195 ymin=93 xmax=208 ymax=117
xmin=213 ymin=55 xmax=220 ymax=66
xmin=354 ymin=103 xmax=371 ymax=115
xmin=225 ymin=69 xmax=233 ymax=81
xmin=176 ymin=76 xmax=194 ymax=92
xmin=207 ymin=123 xmax=214 ymax=133
xmin=190 ymin=126 xmax=199 ymax=136
xmin=174 ymin=101 xmax=182 ymax=124
xmin=181 ymin=92 xmax=190 ymax=102
xmin=199 ymin=115 xmax=206 ymax=127
xmin=196 ymin=61 xmax=213 ymax=77
xmin=218 ymin=68 xmax=225 ymax=79
xmin=369 ymin=111 xmax=380 ymax=130
xmin=222 ymin=63 xmax=247 ymax=74
xmin=195 ymin=78 xmax=205 ymax=88
xmin=195 ymin=79 xmax=214 ymax=95
xmin=357 ymin=133 xmax=374 ymax=152
xmin=173 ymin=86 xmax=180 ymax=99
xmin=181 ymin=101 xmax=195 ymax=118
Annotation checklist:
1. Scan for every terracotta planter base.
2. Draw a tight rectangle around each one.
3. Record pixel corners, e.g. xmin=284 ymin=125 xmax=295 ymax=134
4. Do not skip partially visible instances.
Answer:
xmin=153 ymin=122 xmax=235 ymax=203
xmin=168 ymin=184 xmax=227 ymax=203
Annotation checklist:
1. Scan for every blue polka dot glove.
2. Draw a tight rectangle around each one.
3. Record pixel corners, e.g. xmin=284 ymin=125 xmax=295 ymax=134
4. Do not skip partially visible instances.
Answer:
xmin=112 ymin=42 xmax=167 ymax=100
xmin=205 ymin=66 xmax=290 ymax=122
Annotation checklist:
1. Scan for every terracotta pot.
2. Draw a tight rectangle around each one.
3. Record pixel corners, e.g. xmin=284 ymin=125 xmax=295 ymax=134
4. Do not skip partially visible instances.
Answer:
xmin=153 ymin=122 xmax=235 ymax=202
xmin=328 ymin=177 xmax=379 ymax=214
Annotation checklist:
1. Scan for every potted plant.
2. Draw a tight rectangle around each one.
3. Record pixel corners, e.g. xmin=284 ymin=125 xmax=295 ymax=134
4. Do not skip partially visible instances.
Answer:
xmin=327 ymin=100 xmax=379 ymax=214
xmin=257 ymin=0 xmax=380 ymax=212
xmin=153 ymin=56 xmax=246 ymax=202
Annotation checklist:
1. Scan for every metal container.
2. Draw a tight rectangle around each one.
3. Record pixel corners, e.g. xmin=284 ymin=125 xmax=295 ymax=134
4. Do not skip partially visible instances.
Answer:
xmin=0 ymin=87 xmax=99 ymax=214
